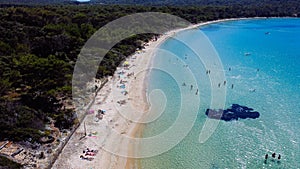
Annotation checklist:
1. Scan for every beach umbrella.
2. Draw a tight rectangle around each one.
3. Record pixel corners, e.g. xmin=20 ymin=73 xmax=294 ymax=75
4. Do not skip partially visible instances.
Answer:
xmin=124 ymin=61 xmax=129 ymax=66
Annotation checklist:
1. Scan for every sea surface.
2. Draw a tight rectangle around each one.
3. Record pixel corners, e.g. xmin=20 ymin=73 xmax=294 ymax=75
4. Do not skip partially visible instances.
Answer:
xmin=140 ymin=18 xmax=300 ymax=169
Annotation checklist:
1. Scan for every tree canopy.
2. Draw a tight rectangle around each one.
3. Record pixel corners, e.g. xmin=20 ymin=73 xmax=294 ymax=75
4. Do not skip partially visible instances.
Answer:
xmin=0 ymin=3 xmax=299 ymax=144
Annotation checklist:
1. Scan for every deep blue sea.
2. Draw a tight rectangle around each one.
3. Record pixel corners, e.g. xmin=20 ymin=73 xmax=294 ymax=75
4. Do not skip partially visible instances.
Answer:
xmin=141 ymin=18 xmax=300 ymax=169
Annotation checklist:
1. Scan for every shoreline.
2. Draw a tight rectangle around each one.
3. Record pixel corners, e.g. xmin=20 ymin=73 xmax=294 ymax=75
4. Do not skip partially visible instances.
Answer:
xmin=52 ymin=17 xmax=270 ymax=169
xmin=122 ymin=17 xmax=272 ymax=169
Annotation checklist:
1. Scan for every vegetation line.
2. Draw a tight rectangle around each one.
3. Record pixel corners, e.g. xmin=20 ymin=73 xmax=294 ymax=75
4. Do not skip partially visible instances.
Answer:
xmin=0 ymin=2 xmax=299 ymax=168
xmin=46 ymin=78 xmax=108 ymax=169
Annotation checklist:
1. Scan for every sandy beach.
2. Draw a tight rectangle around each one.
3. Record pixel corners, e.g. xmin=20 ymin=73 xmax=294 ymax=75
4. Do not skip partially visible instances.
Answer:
xmin=52 ymin=17 xmax=257 ymax=169
xmin=52 ymin=26 xmax=167 ymax=169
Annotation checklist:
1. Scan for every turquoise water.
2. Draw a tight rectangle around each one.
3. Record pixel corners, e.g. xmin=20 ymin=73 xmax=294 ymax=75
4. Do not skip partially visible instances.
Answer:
xmin=141 ymin=18 xmax=300 ymax=168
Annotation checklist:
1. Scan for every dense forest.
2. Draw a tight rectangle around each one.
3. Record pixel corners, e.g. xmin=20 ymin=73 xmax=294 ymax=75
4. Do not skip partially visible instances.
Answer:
xmin=0 ymin=0 xmax=299 ymax=149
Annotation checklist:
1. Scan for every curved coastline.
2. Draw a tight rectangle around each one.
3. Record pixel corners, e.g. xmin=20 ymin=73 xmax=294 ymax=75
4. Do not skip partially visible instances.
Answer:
xmin=52 ymin=16 xmax=290 ymax=169
xmin=133 ymin=17 xmax=299 ymax=168
xmin=124 ymin=17 xmax=272 ymax=169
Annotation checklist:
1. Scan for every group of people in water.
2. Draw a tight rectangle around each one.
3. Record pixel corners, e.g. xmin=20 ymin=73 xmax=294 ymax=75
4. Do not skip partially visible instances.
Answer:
xmin=182 ymin=68 xmax=236 ymax=96
xmin=178 ymin=54 xmax=262 ymax=93
xmin=206 ymin=68 xmax=234 ymax=89
xmin=182 ymin=83 xmax=199 ymax=95
xmin=217 ymin=80 xmax=233 ymax=89
xmin=264 ymin=152 xmax=281 ymax=164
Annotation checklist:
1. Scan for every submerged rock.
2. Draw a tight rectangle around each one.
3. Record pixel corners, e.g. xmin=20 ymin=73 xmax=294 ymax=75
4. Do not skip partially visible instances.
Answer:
xmin=205 ymin=104 xmax=260 ymax=121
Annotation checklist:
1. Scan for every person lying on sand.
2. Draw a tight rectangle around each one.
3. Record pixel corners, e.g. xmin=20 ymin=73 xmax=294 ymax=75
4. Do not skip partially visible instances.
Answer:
xmin=83 ymin=148 xmax=98 ymax=154
xmin=85 ymin=152 xmax=96 ymax=156
xmin=80 ymin=155 xmax=94 ymax=161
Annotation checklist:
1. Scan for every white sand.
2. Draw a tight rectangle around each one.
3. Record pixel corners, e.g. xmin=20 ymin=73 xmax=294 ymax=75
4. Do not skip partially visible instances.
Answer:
xmin=52 ymin=29 xmax=164 ymax=169
xmin=52 ymin=17 xmax=258 ymax=169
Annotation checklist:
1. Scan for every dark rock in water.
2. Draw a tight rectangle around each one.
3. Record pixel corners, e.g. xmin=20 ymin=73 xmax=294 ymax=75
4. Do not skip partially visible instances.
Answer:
xmin=205 ymin=104 xmax=260 ymax=121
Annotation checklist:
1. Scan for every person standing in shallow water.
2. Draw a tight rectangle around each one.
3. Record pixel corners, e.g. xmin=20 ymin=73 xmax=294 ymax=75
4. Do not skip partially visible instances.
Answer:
xmin=264 ymin=154 xmax=268 ymax=164
xmin=272 ymin=153 xmax=276 ymax=158
xmin=277 ymin=154 xmax=281 ymax=164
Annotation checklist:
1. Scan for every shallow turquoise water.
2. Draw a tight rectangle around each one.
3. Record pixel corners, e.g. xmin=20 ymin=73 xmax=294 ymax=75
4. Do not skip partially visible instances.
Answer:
xmin=141 ymin=18 xmax=300 ymax=169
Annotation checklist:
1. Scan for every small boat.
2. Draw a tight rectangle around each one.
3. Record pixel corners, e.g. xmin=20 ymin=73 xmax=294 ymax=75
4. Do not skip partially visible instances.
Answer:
xmin=244 ymin=52 xmax=251 ymax=56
